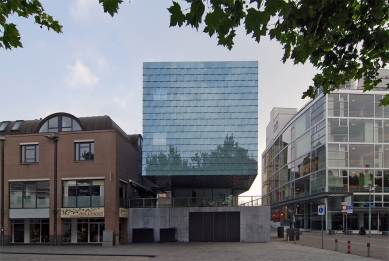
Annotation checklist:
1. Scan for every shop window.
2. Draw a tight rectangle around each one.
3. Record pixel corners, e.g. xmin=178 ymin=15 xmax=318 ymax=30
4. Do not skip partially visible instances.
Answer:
xmin=21 ymin=144 xmax=39 ymax=163
xmin=75 ymin=142 xmax=94 ymax=161
xmin=63 ymin=180 xmax=104 ymax=208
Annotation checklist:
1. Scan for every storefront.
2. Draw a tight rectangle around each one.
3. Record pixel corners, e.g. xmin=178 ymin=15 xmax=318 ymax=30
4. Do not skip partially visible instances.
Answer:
xmin=11 ymin=219 xmax=49 ymax=243
xmin=61 ymin=207 xmax=105 ymax=244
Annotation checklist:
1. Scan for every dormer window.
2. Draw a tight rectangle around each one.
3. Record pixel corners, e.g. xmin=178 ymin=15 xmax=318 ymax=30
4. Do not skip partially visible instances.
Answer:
xmin=39 ymin=116 xmax=81 ymax=133
xmin=11 ymin=121 xmax=22 ymax=131
xmin=0 ymin=121 xmax=9 ymax=131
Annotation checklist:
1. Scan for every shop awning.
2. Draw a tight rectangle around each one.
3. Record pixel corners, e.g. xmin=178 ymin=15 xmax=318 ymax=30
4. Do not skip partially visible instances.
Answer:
xmin=129 ymin=180 xmax=157 ymax=197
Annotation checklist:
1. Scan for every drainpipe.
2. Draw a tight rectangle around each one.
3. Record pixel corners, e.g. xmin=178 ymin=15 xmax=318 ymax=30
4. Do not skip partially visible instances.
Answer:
xmin=44 ymin=134 xmax=58 ymax=246
xmin=1 ymin=136 xmax=5 ymax=246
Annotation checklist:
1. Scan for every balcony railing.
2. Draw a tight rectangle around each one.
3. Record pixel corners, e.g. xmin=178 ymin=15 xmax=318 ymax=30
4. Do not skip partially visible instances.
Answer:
xmin=129 ymin=196 xmax=263 ymax=208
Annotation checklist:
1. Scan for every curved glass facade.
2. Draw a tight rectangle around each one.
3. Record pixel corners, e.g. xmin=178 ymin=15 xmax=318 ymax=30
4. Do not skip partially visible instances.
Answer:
xmin=263 ymin=90 xmax=389 ymax=231
xmin=142 ymin=61 xmax=258 ymax=194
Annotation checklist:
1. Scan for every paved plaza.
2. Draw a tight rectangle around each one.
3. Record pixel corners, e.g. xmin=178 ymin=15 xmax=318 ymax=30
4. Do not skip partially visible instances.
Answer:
xmin=0 ymin=229 xmax=388 ymax=261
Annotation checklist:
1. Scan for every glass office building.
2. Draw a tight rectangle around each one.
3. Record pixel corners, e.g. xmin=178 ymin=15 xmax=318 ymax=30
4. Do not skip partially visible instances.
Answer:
xmin=142 ymin=61 xmax=258 ymax=198
xmin=262 ymin=80 xmax=389 ymax=231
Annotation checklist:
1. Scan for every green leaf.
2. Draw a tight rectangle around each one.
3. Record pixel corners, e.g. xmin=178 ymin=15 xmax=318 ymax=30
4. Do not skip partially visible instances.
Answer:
xmin=1 ymin=23 xmax=22 ymax=49
xmin=203 ymin=6 xmax=225 ymax=37
xmin=265 ymin=0 xmax=287 ymax=15
xmin=245 ymin=8 xmax=270 ymax=42
xmin=167 ymin=1 xmax=186 ymax=27
xmin=378 ymin=94 xmax=389 ymax=106
xmin=186 ymin=0 xmax=205 ymax=29
xmin=98 ymin=0 xmax=123 ymax=17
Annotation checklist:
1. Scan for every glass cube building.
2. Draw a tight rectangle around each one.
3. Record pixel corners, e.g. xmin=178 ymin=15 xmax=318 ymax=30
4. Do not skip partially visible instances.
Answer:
xmin=262 ymin=71 xmax=389 ymax=231
xmin=142 ymin=61 xmax=258 ymax=198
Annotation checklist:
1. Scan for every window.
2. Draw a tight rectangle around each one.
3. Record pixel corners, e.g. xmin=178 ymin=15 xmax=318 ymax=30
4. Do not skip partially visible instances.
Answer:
xmin=75 ymin=142 xmax=94 ymax=161
xmin=39 ymin=116 xmax=81 ymax=133
xmin=11 ymin=121 xmax=22 ymax=131
xmin=0 ymin=121 xmax=9 ymax=131
xmin=9 ymin=181 xmax=50 ymax=208
xmin=63 ymin=180 xmax=104 ymax=207
xmin=119 ymin=181 xmax=127 ymax=208
xmin=21 ymin=144 xmax=39 ymax=163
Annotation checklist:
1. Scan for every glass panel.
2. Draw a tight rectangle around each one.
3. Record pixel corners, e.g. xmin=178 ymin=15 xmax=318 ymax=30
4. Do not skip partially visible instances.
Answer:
xmin=349 ymin=119 xmax=373 ymax=142
xmin=41 ymin=222 xmax=49 ymax=243
xmin=349 ymin=144 xmax=374 ymax=168
xmin=89 ymin=224 xmax=99 ymax=242
xmin=77 ymin=181 xmax=91 ymax=207
xmin=37 ymin=181 xmax=50 ymax=208
xmin=62 ymin=116 xmax=72 ymax=128
xmin=12 ymin=121 xmax=22 ymax=130
xmin=23 ymin=183 xmax=37 ymax=208
xmin=328 ymin=118 xmax=348 ymax=142
xmin=72 ymin=119 xmax=82 ymax=131
xmin=39 ymin=121 xmax=48 ymax=133
xmin=63 ymin=222 xmax=71 ymax=243
xmin=30 ymin=223 xmax=41 ymax=243
xmin=13 ymin=224 xmax=24 ymax=243
xmin=10 ymin=182 xmax=23 ymax=208
xmin=0 ymin=121 xmax=9 ymax=131
xmin=349 ymin=94 xmax=374 ymax=117
xmin=77 ymin=223 xmax=88 ymax=242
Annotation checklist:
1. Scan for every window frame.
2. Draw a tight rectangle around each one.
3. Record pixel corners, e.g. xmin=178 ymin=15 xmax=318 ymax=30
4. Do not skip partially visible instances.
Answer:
xmin=20 ymin=143 xmax=39 ymax=164
xmin=74 ymin=141 xmax=94 ymax=161
xmin=62 ymin=179 xmax=104 ymax=208
xmin=9 ymin=181 xmax=50 ymax=209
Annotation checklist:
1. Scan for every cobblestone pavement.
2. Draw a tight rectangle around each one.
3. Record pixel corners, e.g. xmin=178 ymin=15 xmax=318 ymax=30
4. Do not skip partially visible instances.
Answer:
xmin=0 ymin=228 xmax=387 ymax=261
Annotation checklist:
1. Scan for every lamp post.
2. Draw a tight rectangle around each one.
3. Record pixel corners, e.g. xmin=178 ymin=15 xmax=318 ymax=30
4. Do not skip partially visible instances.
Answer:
xmin=365 ymin=181 xmax=375 ymax=238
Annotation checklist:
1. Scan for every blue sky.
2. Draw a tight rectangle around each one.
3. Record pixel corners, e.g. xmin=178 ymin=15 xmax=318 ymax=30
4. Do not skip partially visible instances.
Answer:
xmin=0 ymin=0 xmax=318 ymax=195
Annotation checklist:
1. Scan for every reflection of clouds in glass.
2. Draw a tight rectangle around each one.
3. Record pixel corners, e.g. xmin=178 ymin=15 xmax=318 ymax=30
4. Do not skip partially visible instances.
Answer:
xmin=153 ymin=133 xmax=167 ymax=145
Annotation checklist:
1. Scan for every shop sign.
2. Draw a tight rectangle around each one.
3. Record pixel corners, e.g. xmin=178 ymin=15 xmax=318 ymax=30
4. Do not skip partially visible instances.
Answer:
xmin=119 ymin=208 xmax=128 ymax=218
xmin=61 ymin=207 xmax=104 ymax=218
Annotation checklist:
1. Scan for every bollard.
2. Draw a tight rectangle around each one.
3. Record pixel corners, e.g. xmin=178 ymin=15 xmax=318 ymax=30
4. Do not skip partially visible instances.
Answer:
xmin=335 ymin=239 xmax=338 ymax=251
xmin=348 ymin=241 xmax=350 ymax=254
xmin=367 ymin=243 xmax=370 ymax=257
xmin=287 ymin=234 xmax=289 ymax=242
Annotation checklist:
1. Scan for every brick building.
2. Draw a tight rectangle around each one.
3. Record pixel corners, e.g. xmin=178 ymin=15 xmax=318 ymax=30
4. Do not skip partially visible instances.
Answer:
xmin=0 ymin=112 xmax=152 ymax=245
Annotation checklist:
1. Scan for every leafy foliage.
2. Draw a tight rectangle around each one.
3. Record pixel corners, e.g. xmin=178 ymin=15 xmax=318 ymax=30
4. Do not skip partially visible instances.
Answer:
xmin=0 ymin=0 xmax=63 ymax=49
xmin=168 ymin=0 xmax=389 ymax=105
xmin=0 ymin=0 xmax=122 ymax=50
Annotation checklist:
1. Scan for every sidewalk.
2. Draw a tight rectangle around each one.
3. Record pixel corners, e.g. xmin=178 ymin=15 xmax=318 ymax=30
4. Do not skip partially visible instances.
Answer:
xmin=270 ymin=227 xmax=389 ymax=261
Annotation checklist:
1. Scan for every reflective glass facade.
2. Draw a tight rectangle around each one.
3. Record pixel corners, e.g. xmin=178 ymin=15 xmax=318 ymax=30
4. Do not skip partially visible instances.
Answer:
xmin=263 ymin=90 xmax=389 ymax=231
xmin=142 ymin=61 xmax=258 ymax=194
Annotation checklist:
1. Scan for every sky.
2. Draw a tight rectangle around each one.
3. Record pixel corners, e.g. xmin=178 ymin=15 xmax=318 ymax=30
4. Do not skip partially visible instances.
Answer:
xmin=0 ymin=0 xmax=318 ymax=196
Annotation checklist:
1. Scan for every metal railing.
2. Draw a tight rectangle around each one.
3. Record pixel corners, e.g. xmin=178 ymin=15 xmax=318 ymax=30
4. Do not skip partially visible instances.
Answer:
xmin=129 ymin=196 xmax=263 ymax=208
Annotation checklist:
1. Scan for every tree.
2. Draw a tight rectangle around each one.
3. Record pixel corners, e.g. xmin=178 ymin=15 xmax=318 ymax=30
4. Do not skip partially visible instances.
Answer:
xmin=168 ymin=0 xmax=389 ymax=105
xmin=2 ymin=0 xmax=388 ymax=105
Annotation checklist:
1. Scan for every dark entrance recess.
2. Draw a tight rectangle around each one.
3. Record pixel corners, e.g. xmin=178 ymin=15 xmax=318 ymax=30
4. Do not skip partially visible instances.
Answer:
xmin=132 ymin=228 xmax=154 ymax=243
xmin=160 ymin=228 xmax=176 ymax=242
xmin=189 ymin=212 xmax=240 ymax=242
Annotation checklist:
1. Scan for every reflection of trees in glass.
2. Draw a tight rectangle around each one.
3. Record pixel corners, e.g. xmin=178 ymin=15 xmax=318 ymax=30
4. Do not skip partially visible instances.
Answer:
xmin=146 ymin=134 xmax=257 ymax=174
xmin=82 ymin=151 xmax=94 ymax=161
